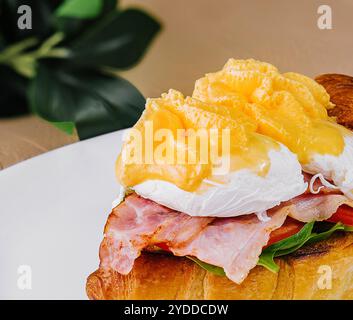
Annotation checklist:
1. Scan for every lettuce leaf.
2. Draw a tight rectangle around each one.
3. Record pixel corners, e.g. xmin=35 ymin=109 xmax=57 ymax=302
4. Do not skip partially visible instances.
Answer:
xmin=258 ymin=222 xmax=352 ymax=272
xmin=187 ymin=256 xmax=226 ymax=276
xmin=257 ymin=222 xmax=314 ymax=272
xmin=187 ymin=222 xmax=353 ymax=276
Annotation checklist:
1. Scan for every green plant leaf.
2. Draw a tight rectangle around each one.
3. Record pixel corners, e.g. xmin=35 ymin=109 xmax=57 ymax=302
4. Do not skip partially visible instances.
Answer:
xmin=28 ymin=63 xmax=145 ymax=139
xmin=51 ymin=121 xmax=76 ymax=135
xmin=55 ymin=0 xmax=117 ymax=41
xmin=0 ymin=37 xmax=38 ymax=63
xmin=56 ymin=0 xmax=103 ymax=19
xmin=67 ymin=8 xmax=161 ymax=69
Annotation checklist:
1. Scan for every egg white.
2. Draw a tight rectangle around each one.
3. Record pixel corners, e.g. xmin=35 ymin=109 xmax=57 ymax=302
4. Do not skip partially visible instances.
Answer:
xmin=303 ymin=135 xmax=353 ymax=199
xmin=132 ymin=144 xmax=307 ymax=217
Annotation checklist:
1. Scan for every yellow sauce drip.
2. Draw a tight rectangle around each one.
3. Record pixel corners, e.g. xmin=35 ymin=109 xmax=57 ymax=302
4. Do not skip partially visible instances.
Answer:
xmin=116 ymin=89 xmax=278 ymax=191
xmin=193 ymin=59 xmax=348 ymax=164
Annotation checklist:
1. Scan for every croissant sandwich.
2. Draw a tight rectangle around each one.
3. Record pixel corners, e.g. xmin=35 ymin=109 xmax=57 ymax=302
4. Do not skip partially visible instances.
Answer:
xmin=87 ymin=60 xmax=353 ymax=300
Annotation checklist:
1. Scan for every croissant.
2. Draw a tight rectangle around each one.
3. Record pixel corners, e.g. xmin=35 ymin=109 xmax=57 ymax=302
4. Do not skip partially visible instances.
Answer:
xmin=87 ymin=232 xmax=353 ymax=299
xmin=87 ymin=74 xmax=353 ymax=300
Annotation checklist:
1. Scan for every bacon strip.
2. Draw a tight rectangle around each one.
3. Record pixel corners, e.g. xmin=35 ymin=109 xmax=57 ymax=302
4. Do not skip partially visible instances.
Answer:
xmin=286 ymin=193 xmax=353 ymax=222
xmin=171 ymin=208 xmax=288 ymax=283
xmin=99 ymin=194 xmax=287 ymax=284
xmin=99 ymin=195 xmax=214 ymax=274
xmin=99 ymin=191 xmax=353 ymax=284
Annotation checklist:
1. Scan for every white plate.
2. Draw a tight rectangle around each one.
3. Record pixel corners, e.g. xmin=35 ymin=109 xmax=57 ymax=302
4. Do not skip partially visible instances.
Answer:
xmin=0 ymin=130 xmax=126 ymax=299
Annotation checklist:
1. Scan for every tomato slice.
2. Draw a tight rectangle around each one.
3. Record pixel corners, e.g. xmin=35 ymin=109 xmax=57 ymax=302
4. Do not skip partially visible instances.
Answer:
xmin=327 ymin=205 xmax=353 ymax=226
xmin=155 ymin=242 xmax=171 ymax=252
xmin=265 ymin=217 xmax=304 ymax=248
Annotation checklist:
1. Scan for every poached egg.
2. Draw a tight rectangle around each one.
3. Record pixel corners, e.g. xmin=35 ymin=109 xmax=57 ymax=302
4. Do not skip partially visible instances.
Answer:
xmin=133 ymin=144 xmax=305 ymax=217
xmin=193 ymin=58 xmax=353 ymax=200
xmin=116 ymin=88 xmax=307 ymax=217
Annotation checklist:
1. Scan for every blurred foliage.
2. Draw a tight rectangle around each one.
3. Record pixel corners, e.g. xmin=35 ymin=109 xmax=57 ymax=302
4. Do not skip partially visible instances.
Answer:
xmin=0 ymin=0 xmax=161 ymax=139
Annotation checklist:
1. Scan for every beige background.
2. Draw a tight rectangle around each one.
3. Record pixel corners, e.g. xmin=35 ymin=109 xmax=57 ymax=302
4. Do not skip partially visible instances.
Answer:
xmin=2 ymin=0 xmax=353 ymax=167
xmin=121 ymin=0 xmax=353 ymax=97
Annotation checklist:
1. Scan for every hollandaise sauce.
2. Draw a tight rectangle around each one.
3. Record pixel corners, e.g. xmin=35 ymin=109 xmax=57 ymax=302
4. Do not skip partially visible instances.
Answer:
xmin=116 ymin=89 xmax=278 ymax=192
xmin=193 ymin=59 xmax=347 ymax=164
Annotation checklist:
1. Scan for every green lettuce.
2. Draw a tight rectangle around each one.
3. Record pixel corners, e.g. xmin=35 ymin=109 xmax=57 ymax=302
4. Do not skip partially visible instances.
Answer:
xmin=187 ymin=222 xmax=353 ymax=276
xmin=258 ymin=222 xmax=352 ymax=272
xmin=187 ymin=256 xmax=226 ymax=276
